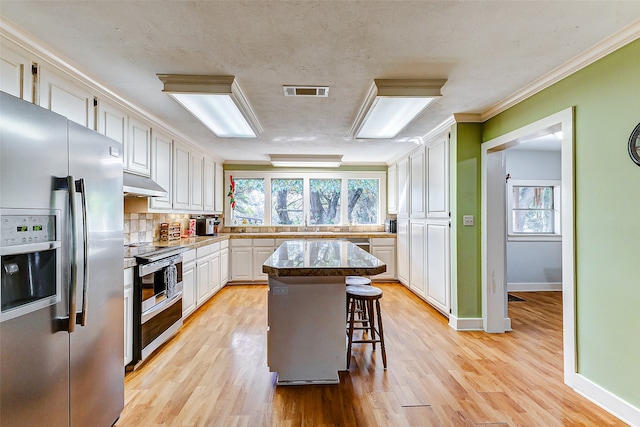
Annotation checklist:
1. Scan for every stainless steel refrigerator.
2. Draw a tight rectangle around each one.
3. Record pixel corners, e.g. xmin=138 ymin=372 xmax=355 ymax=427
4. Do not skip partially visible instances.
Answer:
xmin=0 ymin=92 xmax=124 ymax=426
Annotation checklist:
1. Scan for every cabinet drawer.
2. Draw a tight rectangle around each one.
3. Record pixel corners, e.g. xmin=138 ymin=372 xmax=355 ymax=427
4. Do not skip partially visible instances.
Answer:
xmin=231 ymin=238 xmax=252 ymax=247
xmin=253 ymin=238 xmax=275 ymax=247
xmin=371 ymin=238 xmax=396 ymax=246
xmin=220 ymin=239 xmax=229 ymax=249
xmin=183 ymin=249 xmax=196 ymax=263
xmin=210 ymin=242 xmax=220 ymax=252
xmin=197 ymin=245 xmax=212 ymax=258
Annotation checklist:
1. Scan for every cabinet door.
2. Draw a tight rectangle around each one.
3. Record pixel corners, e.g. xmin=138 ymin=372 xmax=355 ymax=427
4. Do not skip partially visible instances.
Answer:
xmin=97 ymin=100 xmax=127 ymax=169
xmin=371 ymin=246 xmax=395 ymax=280
xmin=409 ymin=220 xmax=426 ymax=297
xmin=231 ymin=247 xmax=252 ymax=281
xmin=39 ymin=66 xmax=94 ymax=128
xmin=253 ymin=247 xmax=274 ymax=281
xmin=425 ymin=222 xmax=450 ymax=313
xmin=196 ymin=257 xmax=211 ymax=305
xmin=210 ymin=252 xmax=221 ymax=295
xmin=410 ymin=148 xmax=426 ymax=218
xmin=214 ymin=163 xmax=224 ymax=213
xmin=427 ymin=137 xmax=450 ymax=218
xmin=397 ymin=157 xmax=409 ymax=218
xmin=190 ymin=151 xmax=204 ymax=211
xmin=220 ymin=248 xmax=229 ymax=286
xmin=127 ymin=116 xmax=151 ymax=176
xmin=182 ymin=262 xmax=197 ymax=318
xmin=150 ymin=131 xmax=173 ymax=209
xmin=123 ymin=268 xmax=134 ymax=365
xmin=173 ymin=142 xmax=191 ymax=210
xmin=203 ymin=158 xmax=215 ymax=212
xmin=0 ymin=43 xmax=33 ymax=101
xmin=396 ymin=219 xmax=409 ymax=285
xmin=387 ymin=164 xmax=397 ymax=214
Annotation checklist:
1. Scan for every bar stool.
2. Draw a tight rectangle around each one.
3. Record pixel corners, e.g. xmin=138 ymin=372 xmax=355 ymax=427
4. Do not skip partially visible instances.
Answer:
xmin=346 ymin=285 xmax=387 ymax=369
xmin=346 ymin=276 xmax=371 ymax=286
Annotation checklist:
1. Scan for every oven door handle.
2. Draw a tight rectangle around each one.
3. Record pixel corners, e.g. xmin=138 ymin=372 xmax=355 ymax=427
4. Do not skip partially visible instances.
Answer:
xmin=141 ymin=292 xmax=182 ymax=324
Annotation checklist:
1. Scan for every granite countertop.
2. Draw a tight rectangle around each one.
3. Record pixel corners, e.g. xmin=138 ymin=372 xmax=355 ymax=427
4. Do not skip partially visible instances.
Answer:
xmin=262 ymin=239 xmax=386 ymax=277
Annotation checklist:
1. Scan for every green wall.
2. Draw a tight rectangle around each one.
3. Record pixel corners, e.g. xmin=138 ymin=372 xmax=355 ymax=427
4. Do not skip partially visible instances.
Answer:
xmin=482 ymin=40 xmax=640 ymax=407
xmin=451 ymin=123 xmax=483 ymax=318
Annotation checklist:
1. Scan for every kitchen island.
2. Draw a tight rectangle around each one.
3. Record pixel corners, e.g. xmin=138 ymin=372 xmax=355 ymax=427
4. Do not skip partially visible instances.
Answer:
xmin=262 ymin=239 xmax=386 ymax=385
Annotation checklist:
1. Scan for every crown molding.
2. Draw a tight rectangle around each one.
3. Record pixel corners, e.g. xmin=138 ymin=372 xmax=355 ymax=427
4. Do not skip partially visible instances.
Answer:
xmin=481 ymin=18 xmax=640 ymax=121
xmin=453 ymin=113 xmax=483 ymax=123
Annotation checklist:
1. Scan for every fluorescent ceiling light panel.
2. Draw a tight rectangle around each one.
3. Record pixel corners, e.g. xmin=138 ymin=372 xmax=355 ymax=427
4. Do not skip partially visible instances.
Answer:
xmin=269 ymin=154 xmax=343 ymax=168
xmin=351 ymin=79 xmax=446 ymax=139
xmin=157 ymin=74 xmax=262 ymax=138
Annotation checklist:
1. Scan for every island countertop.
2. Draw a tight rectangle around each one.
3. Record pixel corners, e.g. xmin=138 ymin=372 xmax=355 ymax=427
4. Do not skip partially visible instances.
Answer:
xmin=262 ymin=239 xmax=386 ymax=277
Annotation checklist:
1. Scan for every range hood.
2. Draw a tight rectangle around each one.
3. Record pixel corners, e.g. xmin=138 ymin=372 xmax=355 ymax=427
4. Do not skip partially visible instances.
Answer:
xmin=123 ymin=172 xmax=168 ymax=197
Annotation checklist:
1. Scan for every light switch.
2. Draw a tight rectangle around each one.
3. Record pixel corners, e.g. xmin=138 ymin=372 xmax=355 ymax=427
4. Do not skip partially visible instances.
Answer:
xmin=463 ymin=215 xmax=474 ymax=226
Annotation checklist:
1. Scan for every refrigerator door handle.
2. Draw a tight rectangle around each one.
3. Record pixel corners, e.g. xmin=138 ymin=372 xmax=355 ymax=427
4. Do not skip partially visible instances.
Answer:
xmin=75 ymin=178 xmax=89 ymax=327
xmin=67 ymin=175 xmax=78 ymax=333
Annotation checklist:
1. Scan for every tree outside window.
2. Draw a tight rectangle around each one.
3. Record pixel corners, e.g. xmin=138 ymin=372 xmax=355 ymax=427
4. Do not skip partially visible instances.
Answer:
xmin=271 ymin=178 xmax=303 ymax=225
xmin=231 ymin=178 xmax=265 ymax=225
xmin=511 ymin=185 xmax=555 ymax=233
xmin=309 ymin=179 xmax=341 ymax=225
xmin=347 ymin=179 xmax=379 ymax=224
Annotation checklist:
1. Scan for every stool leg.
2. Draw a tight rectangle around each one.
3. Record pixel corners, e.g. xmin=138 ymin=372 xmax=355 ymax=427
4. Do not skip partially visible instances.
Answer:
xmin=376 ymin=299 xmax=387 ymax=369
xmin=368 ymin=300 xmax=375 ymax=350
xmin=346 ymin=297 xmax=357 ymax=369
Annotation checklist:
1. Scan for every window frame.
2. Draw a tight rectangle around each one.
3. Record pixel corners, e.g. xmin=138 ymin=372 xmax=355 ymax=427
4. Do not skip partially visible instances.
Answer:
xmin=507 ymin=179 xmax=561 ymax=242
xmin=224 ymin=170 xmax=386 ymax=227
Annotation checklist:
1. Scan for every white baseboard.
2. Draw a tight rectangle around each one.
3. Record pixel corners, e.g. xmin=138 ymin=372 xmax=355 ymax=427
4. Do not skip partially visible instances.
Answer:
xmin=566 ymin=372 xmax=640 ymax=426
xmin=508 ymin=282 xmax=562 ymax=292
xmin=448 ymin=315 xmax=483 ymax=331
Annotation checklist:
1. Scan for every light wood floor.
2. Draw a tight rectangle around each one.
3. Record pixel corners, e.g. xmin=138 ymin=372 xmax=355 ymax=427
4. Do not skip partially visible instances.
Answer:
xmin=117 ymin=284 xmax=625 ymax=426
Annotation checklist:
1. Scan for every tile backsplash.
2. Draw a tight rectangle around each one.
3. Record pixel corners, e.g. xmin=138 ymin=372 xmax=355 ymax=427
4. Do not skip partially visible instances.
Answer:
xmin=124 ymin=213 xmax=192 ymax=245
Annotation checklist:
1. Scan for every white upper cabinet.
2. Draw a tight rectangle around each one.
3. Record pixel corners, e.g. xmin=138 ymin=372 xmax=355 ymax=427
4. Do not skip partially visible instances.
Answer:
xmin=127 ymin=116 xmax=151 ymax=176
xmin=427 ymin=136 xmax=450 ymax=218
xmin=190 ymin=150 xmax=204 ymax=211
xmin=203 ymin=158 xmax=215 ymax=212
xmin=38 ymin=66 xmax=94 ymax=129
xmin=96 ymin=99 xmax=127 ymax=160
xmin=214 ymin=162 xmax=224 ymax=214
xmin=173 ymin=141 xmax=191 ymax=211
xmin=149 ymin=130 xmax=173 ymax=210
xmin=387 ymin=164 xmax=397 ymax=214
xmin=397 ymin=157 xmax=409 ymax=218
xmin=410 ymin=147 xmax=426 ymax=218
xmin=0 ymin=42 xmax=33 ymax=102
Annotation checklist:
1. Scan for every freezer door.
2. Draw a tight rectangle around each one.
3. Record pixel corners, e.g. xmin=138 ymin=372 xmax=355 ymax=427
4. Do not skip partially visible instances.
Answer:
xmin=67 ymin=122 xmax=124 ymax=427
xmin=0 ymin=92 xmax=70 ymax=426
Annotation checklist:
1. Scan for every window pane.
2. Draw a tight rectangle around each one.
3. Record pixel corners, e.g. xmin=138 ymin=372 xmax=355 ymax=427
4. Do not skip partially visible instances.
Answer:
xmin=512 ymin=210 xmax=553 ymax=233
xmin=347 ymin=179 xmax=379 ymax=224
xmin=271 ymin=179 xmax=303 ymax=225
xmin=231 ymin=178 xmax=264 ymax=225
xmin=309 ymin=179 xmax=341 ymax=225
xmin=513 ymin=186 xmax=553 ymax=209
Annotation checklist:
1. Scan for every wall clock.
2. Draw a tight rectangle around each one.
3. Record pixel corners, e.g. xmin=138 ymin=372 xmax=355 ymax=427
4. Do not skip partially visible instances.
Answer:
xmin=629 ymin=122 xmax=640 ymax=166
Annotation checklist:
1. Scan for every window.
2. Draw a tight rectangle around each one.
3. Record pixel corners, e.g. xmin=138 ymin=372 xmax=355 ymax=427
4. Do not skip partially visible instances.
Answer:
xmin=508 ymin=180 xmax=561 ymax=239
xmin=225 ymin=170 xmax=386 ymax=227
xmin=309 ymin=178 xmax=341 ymax=225
xmin=347 ymin=179 xmax=379 ymax=225
xmin=271 ymin=178 xmax=303 ymax=225
xmin=231 ymin=178 xmax=265 ymax=225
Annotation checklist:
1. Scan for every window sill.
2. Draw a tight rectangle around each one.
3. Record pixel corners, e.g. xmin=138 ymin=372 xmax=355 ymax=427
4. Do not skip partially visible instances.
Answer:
xmin=507 ymin=234 xmax=562 ymax=242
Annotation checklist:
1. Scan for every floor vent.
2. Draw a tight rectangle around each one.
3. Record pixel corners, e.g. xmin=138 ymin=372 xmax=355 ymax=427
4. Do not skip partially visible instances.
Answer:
xmin=283 ymin=86 xmax=329 ymax=97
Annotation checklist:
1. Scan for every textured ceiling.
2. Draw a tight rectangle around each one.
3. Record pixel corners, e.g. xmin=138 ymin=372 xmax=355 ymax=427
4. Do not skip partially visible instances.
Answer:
xmin=2 ymin=1 xmax=639 ymax=164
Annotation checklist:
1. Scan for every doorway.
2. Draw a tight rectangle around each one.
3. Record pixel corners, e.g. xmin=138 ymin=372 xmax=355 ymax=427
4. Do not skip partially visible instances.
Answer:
xmin=481 ymin=107 xmax=576 ymax=377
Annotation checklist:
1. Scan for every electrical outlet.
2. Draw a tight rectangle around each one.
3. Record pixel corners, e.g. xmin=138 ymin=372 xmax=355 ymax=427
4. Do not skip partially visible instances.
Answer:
xmin=463 ymin=215 xmax=475 ymax=226
xmin=272 ymin=286 xmax=288 ymax=296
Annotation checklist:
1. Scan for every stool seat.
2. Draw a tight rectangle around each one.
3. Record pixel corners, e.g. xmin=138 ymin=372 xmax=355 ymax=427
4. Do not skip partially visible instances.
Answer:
xmin=346 ymin=276 xmax=371 ymax=286
xmin=346 ymin=285 xmax=381 ymax=298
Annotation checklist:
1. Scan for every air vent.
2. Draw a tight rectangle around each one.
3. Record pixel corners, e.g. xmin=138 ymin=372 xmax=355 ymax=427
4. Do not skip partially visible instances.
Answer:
xmin=283 ymin=86 xmax=329 ymax=97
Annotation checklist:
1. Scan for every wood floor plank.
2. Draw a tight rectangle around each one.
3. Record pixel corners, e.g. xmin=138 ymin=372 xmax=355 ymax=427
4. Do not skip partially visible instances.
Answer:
xmin=116 ymin=285 xmax=626 ymax=426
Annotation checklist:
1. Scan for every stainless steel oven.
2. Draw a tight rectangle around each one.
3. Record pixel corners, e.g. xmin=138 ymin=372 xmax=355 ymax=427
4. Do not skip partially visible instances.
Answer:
xmin=128 ymin=245 xmax=187 ymax=370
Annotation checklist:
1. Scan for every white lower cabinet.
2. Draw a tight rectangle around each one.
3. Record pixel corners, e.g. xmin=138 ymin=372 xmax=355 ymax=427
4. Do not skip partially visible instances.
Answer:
xmin=425 ymin=222 xmax=450 ymax=314
xmin=182 ymin=249 xmax=197 ymax=318
xmin=396 ymin=219 xmax=410 ymax=285
xmin=409 ymin=220 xmax=426 ymax=297
xmin=123 ymin=268 xmax=134 ymax=366
xmin=220 ymin=243 xmax=229 ymax=286
xmin=230 ymin=238 xmax=275 ymax=282
xmin=371 ymin=238 xmax=396 ymax=280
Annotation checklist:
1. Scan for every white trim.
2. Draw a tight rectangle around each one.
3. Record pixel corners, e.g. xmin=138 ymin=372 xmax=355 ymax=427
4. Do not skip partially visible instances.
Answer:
xmin=387 ymin=116 xmax=455 ymax=165
xmin=567 ymin=373 xmax=640 ymax=427
xmin=481 ymin=19 xmax=640 ymax=121
xmin=448 ymin=315 xmax=483 ymax=331
xmin=482 ymin=107 xmax=575 ymax=371
xmin=507 ymin=282 xmax=562 ymax=292
xmin=453 ymin=113 xmax=483 ymax=123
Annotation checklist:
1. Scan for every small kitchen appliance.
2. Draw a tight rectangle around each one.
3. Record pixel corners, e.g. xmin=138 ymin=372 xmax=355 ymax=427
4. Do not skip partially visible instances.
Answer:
xmin=385 ymin=219 xmax=397 ymax=233
xmin=196 ymin=217 xmax=218 ymax=236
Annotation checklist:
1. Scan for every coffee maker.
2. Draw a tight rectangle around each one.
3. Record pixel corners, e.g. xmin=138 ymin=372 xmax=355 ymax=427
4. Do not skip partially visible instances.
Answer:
xmin=195 ymin=217 xmax=219 ymax=235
